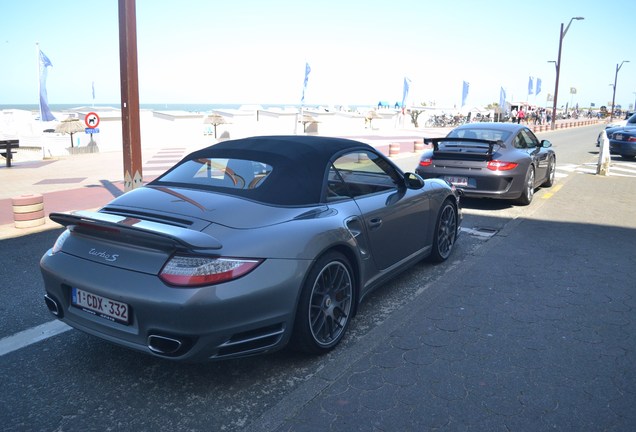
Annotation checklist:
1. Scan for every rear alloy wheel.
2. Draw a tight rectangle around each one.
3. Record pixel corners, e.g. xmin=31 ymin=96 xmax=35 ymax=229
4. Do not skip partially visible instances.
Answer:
xmin=542 ymin=156 xmax=556 ymax=187
xmin=429 ymin=200 xmax=457 ymax=263
xmin=292 ymin=252 xmax=354 ymax=354
xmin=516 ymin=166 xmax=535 ymax=206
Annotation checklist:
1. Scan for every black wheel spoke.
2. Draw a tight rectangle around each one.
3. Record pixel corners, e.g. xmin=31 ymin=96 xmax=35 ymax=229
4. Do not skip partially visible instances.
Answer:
xmin=436 ymin=205 xmax=456 ymax=258
xmin=307 ymin=260 xmax=353 ymax=347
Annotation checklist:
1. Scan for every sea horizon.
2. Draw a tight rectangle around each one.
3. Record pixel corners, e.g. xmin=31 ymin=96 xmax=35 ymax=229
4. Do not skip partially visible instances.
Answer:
xmin=0 ymin=102 xmax=376 ymax=113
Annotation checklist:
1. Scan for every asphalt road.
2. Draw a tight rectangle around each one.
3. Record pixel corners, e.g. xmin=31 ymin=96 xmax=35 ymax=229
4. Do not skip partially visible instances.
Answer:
xmin=1 ymin=124 xmax=629 ymax=431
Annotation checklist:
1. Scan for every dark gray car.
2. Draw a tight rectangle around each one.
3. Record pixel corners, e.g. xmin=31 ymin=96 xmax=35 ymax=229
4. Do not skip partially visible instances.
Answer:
xmin=40 ymin=135 xmax=461 ymax=362
xmin=416 ymin=123 xmax=556 ymax=205
xmin=605 ymin=112 xmax=636 ymax=159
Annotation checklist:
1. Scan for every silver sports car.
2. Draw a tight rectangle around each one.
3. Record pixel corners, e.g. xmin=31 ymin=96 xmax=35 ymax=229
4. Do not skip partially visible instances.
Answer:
xmin=40 ymin=135 xmax=461 ymax=361
xmin=416 ymin=123 xmax=556 ymax=205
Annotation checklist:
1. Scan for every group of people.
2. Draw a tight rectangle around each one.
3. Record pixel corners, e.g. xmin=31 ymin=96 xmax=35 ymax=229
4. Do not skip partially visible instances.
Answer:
xmin=510 ymin=107 xmax=550 ymax=125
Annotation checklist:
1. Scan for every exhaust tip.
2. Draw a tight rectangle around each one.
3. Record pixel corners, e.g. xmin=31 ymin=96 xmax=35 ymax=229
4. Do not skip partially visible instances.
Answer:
xmin=148 ymin=334 xmax=183 ymax=355
xmin=44 ymin=294 xmax=62 ymax=317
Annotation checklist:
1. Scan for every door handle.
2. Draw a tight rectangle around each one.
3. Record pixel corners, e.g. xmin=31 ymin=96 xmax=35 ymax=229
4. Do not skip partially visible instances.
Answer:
xmin=368 ymin=217 xmax=382 ymax=229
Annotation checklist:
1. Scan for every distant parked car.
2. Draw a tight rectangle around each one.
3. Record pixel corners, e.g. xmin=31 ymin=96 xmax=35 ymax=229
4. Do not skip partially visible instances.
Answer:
xmin=40 ymin=135 xmax=461 ymax=362
xmin=416 ymin=123 xmax=556 ymax=205
xmin=607 ymin=112 xmax=634 ymax=128
xmin=604 ymin=112 xmax=636 ymax=159
xmin=597 ymin=112 xmax=635 ymax=146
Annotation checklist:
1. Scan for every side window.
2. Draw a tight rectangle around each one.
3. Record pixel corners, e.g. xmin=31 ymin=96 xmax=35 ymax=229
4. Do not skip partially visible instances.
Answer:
xmin=512 ymin=134 xmax=525 ymax=149
xmin=326 ymin=165 xmax=350 ymax=201
xmin=520 ymin=129 xmax=540 ymax=148
xmin=331 ymin=151 xmax=401 ymax=199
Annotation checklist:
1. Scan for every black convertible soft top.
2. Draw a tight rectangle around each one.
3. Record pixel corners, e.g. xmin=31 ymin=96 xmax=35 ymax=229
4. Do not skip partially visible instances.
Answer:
xmin=153 ymin=135 xmax=376 ymax=206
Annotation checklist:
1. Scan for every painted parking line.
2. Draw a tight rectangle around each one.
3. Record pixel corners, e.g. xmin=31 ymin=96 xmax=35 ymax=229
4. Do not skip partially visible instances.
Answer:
xmin=541 ymin=183 xmax=563 ymax=200
xmin=0 ymin=320 xmax=71 ymax=357
xmin=460 ymin=227 xmax=498 ymax=238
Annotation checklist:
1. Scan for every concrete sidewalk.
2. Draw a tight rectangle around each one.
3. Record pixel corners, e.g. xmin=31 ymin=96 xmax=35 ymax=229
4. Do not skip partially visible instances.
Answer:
xmin=250 ymin=166 xmax=636 ymax=431
xmin=0 ymin=151 xmax=128 ymax=239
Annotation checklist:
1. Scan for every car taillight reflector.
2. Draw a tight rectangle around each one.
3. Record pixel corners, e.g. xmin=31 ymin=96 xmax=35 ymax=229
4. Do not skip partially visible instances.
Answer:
xmin=419 ymin=158 xmax=433 ymax=167
xmin=160 ymin=255 xmax=263 ymax=287
xmin=487 ymin=160 xmax=518 ymax=171
xmin=50 ymin=229 xmax=71 ymax=254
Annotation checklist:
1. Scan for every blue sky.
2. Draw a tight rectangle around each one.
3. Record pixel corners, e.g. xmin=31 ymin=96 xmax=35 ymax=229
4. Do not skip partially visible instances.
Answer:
xmin=2 ymin=0 xmax=635 ymax=110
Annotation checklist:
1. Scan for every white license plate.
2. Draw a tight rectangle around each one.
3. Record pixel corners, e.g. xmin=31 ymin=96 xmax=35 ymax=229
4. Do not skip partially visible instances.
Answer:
xmin=444 ymin=176 xmax=468 ymax=187
xmin=71 ymin=288 xmax=130 ymax=325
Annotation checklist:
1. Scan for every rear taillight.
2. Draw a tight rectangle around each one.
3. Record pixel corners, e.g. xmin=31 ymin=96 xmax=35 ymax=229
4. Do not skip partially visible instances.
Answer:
xmin=419 ymin=158 xmax=433 ymax=167
xmin=50 ymin=229 xmax=71 ymax=254
xmin=487 ymin=160 xmax=518 ymax=171
xmin=159 ymin=255 xmax=263 ymax=287
xmin=628 ymin=137 xmax=636 ymax=142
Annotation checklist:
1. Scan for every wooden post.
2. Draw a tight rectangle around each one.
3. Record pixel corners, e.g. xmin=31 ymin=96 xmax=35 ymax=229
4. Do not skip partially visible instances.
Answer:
xmin=118 ymin=0 xmax=143 ymax=191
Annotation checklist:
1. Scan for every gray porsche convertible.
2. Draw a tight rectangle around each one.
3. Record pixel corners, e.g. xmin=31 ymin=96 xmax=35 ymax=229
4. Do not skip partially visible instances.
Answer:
xmin=40 ymin=135 xmax=461 ymax=361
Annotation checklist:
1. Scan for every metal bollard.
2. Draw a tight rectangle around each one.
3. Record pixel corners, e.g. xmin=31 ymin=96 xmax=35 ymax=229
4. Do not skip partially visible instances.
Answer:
xmin=596 ymin=131 xmax=611 ymax=176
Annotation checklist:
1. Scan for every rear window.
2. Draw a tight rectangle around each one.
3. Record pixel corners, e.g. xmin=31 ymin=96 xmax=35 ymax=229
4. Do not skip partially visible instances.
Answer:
xmin=158 ymin=158 xmax=273 ymax=190
xmin=448 ymin=129 xmax=511 ymax=141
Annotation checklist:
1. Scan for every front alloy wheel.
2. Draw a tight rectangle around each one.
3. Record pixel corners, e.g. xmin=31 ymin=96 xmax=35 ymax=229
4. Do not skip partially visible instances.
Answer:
xmin=430 ymin=200 xmax=457 ymax=263
xmin=292 ymin=252 xmax=354 ymax=354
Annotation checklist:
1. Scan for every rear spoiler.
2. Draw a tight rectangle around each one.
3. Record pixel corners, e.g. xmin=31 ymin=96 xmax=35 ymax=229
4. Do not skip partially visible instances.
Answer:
xmin=50 ymin=210 xmax=222 ymax=251
xmin=423 ymin=137 xmax=505 ymax=161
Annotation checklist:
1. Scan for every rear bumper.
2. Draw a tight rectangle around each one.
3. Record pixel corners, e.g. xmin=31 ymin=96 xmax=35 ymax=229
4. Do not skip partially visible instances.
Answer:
xmin=609 ymin=141 xmax=636 ymax=156
xmin=40 ymin=250 xmax=311 ymax=361
xmin=417 ymin=169 xmax=523 ymax=199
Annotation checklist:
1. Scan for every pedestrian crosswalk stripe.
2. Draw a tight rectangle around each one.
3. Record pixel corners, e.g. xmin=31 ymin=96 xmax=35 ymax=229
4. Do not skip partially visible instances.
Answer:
xmin=554 ymin=162 xmax=636 ymax=178
xmin=556 ymin=163 xmax=578 ymax=172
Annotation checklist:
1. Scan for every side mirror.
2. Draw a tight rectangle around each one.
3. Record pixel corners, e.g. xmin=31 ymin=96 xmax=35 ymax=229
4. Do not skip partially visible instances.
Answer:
xmin=541 ymin=139 xmax=552 ymax=148
xmin=404 ymin=172 xmax=424 ymax=189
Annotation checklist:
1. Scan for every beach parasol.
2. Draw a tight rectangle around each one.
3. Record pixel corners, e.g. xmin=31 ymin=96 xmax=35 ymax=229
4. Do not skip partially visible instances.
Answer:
xmin=300 ymin=113 xmax=318 ymax=133
xmin=365 ymin=110 xmax=381 ymax=129
xmin=204 ymin=113 xmax=227 ymax=138
xmin=55 ymin=117 xmax=85 ymax=148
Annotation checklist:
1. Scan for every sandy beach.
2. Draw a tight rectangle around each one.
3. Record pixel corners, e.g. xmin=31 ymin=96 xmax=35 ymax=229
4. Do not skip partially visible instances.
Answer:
xmin=0 ymin=105 xmax=429 ymax=159
xmin=0 ymin=104 xmax=600 ymax=203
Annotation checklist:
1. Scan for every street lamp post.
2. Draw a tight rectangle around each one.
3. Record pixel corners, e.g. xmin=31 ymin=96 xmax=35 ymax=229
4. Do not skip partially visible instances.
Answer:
xmin=550 ymin=17 xmax=584 ymax=130
xmin=610 ymin=60 xmax=630 ymax=121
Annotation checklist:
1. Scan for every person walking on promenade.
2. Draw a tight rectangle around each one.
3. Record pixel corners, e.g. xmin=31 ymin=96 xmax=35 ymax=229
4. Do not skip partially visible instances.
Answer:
xmin=517 ymin=107 xmax=525 ymax=124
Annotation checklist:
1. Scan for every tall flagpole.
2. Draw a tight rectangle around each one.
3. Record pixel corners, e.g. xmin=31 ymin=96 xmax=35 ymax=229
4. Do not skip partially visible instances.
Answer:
xmin=36 ymin=42 xmax=43 ymax=125
xmin=296 ymin=62 xmax=310 ymax=135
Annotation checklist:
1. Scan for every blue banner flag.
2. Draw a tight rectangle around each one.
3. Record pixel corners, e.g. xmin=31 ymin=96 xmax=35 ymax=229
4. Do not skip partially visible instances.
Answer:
xmin=301 ymin=62 xmax=311 ymax=104
xmin=535 ymin=78 xmax=542 ymax=96
xmin=401 ymin=77 xmax=411 ymax=110
xmin=461 ymin=81 xmax=469 ymax=107
xmin=528 ymin=76 xmax=534 ymax=95
xmin=499 ymin=87 xmax=506 ymax=111
xmin=39 ymin=49 xmax=56 ymax=121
